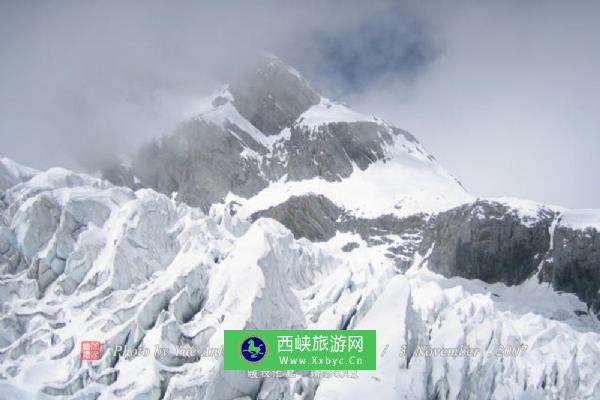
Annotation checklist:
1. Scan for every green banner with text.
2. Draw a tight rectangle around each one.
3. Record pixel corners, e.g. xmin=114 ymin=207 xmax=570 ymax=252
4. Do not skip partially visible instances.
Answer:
xmin=224 ymin=330 xmax=376 ymax=370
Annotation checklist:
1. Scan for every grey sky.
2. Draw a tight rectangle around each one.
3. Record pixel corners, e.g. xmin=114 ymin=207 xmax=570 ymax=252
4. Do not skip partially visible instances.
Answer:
xmin=1 ymin=1 xmax=598 ymax=208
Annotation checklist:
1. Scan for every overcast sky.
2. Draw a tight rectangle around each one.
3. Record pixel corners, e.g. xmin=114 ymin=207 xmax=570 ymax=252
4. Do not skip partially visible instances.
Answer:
xmin=1 ymin=1 xmax=599 ymax=208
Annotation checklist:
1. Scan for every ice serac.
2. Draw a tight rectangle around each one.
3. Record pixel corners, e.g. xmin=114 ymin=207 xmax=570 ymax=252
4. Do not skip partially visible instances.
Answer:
xmin=3 ymin=147 xmax=600 ymax=399
xmin=0 ymin=157 xmax=37 ymax=192
xmin=0 ymin=160 xmax=390 ymax=399
xmin=315 ymin=275 xmax=429 ymax=400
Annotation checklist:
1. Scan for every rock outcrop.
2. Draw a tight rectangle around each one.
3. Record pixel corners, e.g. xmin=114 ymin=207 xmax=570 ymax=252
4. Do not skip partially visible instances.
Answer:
xmin=251 ymin=195 xmax=343 ymax=242
xmin=229 ymin=55 xmax=320 ymax=136
xmin=415 ymin=200 xmax=600 ymax=315
xmin=420 ymin=200 xmax=556 ymax=285
xmin=543 ymin=219 xmax=600 ymax=313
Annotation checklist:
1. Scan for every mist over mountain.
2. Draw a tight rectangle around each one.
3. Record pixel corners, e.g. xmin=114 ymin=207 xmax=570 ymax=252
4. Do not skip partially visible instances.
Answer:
xmin=2 ymin=1 xmax=600 ymax=208
xmin=1 ymin=55 xmax=600 ymax=399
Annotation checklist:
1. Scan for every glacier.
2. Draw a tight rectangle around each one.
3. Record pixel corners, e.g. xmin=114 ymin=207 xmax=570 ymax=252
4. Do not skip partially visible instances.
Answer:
xmin=1 ymin=158 xmax=600 ymax=399
xmin=2 ymin=55 xmax=600 ymax=400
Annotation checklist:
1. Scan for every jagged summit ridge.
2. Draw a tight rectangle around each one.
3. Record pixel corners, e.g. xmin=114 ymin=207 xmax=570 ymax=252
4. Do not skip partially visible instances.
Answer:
xmin=103 ymin=55 xmax=469 ymax=217
xmin=229 ymin=54 xmax=321 ymax=136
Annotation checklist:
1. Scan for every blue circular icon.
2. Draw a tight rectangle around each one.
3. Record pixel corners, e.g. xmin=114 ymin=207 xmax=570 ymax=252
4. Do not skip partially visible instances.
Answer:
xmin=241 ymin=336 xmax=266 ymax=362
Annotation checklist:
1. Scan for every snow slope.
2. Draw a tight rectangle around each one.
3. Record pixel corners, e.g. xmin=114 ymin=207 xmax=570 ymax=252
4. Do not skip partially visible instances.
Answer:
xmin=0 ymin=160 xmax=389 ymax=399
xmin=559 ymin=209 xmax=600 ymax=231
xmin=2 ymin=159 xmax=600 ymax=399
xmin=218 ymin=94 xmax=472 ymax=219
xmin=231 ymin=129 xmax=472 ymax=219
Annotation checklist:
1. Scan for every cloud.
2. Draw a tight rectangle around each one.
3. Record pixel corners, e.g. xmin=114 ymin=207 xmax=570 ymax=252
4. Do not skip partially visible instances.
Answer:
xmin=0 ymin=1 xmax=422 ymax=168
xmin=1 ymin=1 xmax=598 ymax=207
xmin=347 ymin=2 xmax=600 ymax=208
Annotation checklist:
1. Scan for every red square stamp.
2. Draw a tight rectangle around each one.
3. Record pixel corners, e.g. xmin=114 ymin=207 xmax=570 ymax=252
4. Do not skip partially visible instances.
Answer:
xmin=80 ymin=340 xmax=102 ymax=360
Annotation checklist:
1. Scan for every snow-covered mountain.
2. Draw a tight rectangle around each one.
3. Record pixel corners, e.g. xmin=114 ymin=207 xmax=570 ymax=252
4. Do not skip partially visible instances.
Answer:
xmin=1 ymin=55 xmax=600 ymax=399
xmin=103 ymin=55 xmax=471 ymax=217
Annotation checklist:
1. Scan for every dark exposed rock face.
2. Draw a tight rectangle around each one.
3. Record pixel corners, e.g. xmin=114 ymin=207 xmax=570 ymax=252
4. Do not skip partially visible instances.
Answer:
xmin=420 ymin=201 xmax=556 ymax=285
xmin=350 ymin=213 xmax=426 ymax=243
xmin=251 ymin=195 xmax=343 ymax=242
xmin=260 ymin=196 xmax=597 ymax=297
xmin=283 ymin=122 xmax=398 ymax=182
xmin=341 ymin=242 xmax=359 ymax=252
xmin=229 ymin=56 xmax=320 ymax=136
xmin=101 ymin=165 xmax=140 ymax=190
xmin=128 ymin=120 xmax=269 ymax=212
xmin=107 ymin=119 xmax=405 ymax=212
xmin=547 ymin=225 xmax=600 ymax=312
xmin=253 ymin=194 xmax=428 ymax=271
xmin=348 ymin=213 xmax=428 ymax=271
xmin=417 ymin=201 xmax=600 ymax=313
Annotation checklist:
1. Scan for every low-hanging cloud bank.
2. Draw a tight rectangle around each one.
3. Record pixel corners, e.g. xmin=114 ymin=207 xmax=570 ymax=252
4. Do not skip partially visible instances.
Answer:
xmin=0 ymin=1 xmax=400 ymax=169
xmin=349 ymin=2 xmax=600 ymax=208
xmin=1 ymin=1 xmax=598 ymax=208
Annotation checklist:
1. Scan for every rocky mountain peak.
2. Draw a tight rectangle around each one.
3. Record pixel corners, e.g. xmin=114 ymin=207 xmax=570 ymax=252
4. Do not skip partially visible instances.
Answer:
xmin=102 ymin=54 xmax=470 ymax=216
xmin=229 ymin=54 xmax=321 ymax=135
